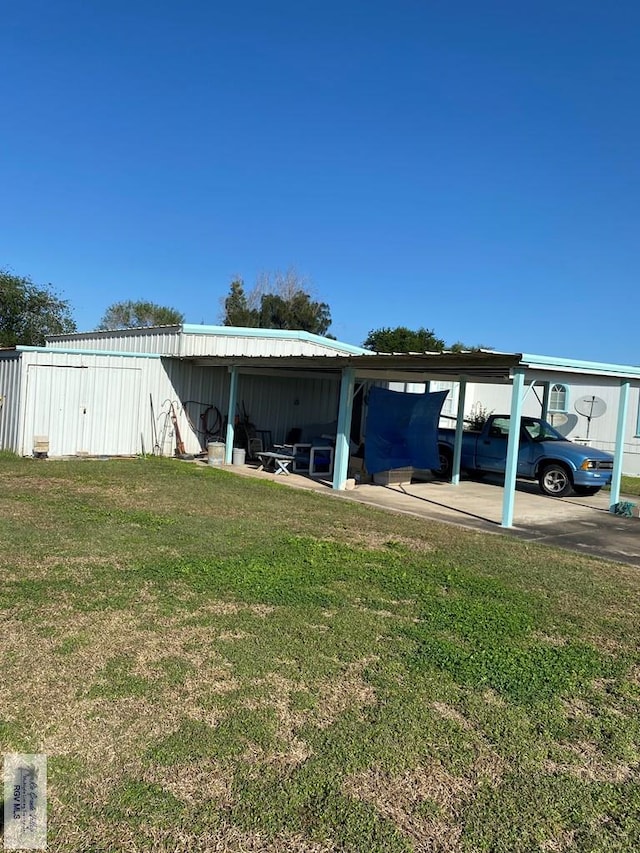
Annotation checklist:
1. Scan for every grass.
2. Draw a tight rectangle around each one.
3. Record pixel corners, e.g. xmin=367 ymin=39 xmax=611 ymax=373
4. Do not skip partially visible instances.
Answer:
xmin=620 ymin=475 xmax=640 ymax=497
xmin=1 ymin=454 xmax=639 ymax=851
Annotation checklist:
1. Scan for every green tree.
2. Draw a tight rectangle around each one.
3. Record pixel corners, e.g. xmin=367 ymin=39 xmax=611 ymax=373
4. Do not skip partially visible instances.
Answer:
xmin=222 ymin=269 xmax=332 ymax=335
xmin=223 ymin=280 xmax=259 ymax=327
xmin=363 ymin=326 xmax=446 ymax=353
xmin=0 ymin=268 xmax=76 ymax=346
xmin=98 ymin=300 xmax=184 ymax=330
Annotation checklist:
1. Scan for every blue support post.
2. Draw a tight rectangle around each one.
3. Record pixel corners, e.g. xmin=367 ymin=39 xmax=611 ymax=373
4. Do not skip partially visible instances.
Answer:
xmin=451 ymin=379 xmax=467 ymax=485
xmin=502 ymin=369 xmax=525 ymax=528
xmin=332 ymin=367 xmax=356 ymax=490
xmin=225 ymin=367 xmax=238 ymax=464
xmin=609 ymin=380 xmax=630 ymax=508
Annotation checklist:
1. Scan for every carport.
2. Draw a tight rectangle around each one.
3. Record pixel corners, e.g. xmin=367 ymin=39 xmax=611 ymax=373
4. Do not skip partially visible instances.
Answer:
xmin=204 ymin=350 xmax=640 ymax=528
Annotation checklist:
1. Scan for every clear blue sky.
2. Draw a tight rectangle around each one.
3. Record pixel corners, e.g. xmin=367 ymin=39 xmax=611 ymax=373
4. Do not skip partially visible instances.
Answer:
xmin=2 ymin=1 xmax=639 ymax=362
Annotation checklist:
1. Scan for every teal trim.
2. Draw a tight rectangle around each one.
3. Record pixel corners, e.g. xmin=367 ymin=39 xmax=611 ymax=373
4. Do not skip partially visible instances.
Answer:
xmin=609 ymin=380 xmax=630 ymax=508
xmin=16 ymin=346 xmax=162 ymax=359
xmin=181 ymin=324 xmax=368 ymax=355
xmin=225 ymin=367 xmax=238 ymax=464
xmin=332 ymin=367 xmax=356 ymax=490
xmin=502 ymin=370 xmax=525 ymax=528
xmin=521 ymin=353 xmax=640 ymax=379
xmin=451 ymin=380 xmax=467 ymax=485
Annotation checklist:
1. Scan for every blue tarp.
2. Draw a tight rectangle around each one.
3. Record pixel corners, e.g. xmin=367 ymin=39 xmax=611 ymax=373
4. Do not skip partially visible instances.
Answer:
xmin=365 ymin=387 xmax=449 ymax=475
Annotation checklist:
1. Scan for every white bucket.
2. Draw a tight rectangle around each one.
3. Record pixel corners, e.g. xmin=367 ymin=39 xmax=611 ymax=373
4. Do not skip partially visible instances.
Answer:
xmin=207 ymin=441 xmax=225 ymax=466
xmin=232 ymin=447 xmax=246 ymax=466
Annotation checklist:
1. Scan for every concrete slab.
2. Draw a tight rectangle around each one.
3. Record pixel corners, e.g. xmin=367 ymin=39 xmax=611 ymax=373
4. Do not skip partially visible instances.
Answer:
xmin=219 ymin=462 xmax=640 ymax=568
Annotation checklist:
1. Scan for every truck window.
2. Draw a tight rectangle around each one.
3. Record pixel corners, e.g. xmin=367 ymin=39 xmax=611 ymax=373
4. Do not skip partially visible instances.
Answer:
xmin=489 ymin=418 xmax=510 ymax=437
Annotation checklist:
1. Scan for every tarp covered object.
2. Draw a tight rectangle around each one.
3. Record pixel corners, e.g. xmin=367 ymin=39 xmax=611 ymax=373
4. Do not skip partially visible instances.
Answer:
xmin=365 ymin=387 xmax=449 ymax=475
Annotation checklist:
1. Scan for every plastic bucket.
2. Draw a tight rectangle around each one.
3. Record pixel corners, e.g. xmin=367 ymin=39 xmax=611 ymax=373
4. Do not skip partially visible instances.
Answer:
xmin=207 ymin=441 xmax=225 ymax=466
xmin=232 ymin=447 xmax=246 ymax=466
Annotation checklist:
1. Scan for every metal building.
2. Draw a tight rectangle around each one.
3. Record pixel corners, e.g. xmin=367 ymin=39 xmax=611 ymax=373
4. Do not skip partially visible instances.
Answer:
xmin=0 ymin=326 xmax=366 ymax=459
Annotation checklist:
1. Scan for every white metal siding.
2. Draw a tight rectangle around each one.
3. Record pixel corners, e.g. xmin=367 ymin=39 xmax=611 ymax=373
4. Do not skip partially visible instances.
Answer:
xmin=160 ymin=361 xmax=230 ymax=455
xmin=179 ymin=333 xmax=350 ymax=358
xmin=46 ymin=328 xmax=181 ymax=355
xmin=236 ymin=373 xmax=341 ymax=445
xmin=0 ymin=354 xmax=22 ymax=451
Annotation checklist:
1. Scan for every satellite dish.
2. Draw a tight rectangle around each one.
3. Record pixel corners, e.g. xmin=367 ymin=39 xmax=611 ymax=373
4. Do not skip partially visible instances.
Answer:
xmin=549 ymin=412 xmax=579 ymax=436
xmin=574 ymin=395 xmax=606 ymax=438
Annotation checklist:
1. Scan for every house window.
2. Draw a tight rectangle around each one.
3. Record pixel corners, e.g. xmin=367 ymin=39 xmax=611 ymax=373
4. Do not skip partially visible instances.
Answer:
xmin=430 ymin=380 xmax=457 ymax=418
xmin=548 ymin=384 xmax=568 ymax=413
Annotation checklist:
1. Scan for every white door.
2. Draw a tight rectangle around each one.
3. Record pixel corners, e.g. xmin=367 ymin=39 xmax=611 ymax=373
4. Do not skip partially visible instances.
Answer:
xmin=22 ymin=364 xmax=142 ymax=457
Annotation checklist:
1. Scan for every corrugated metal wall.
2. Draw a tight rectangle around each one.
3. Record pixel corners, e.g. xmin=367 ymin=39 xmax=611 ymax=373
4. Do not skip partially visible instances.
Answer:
xmin=47 ymin=327 xmax=181 ymax=355
xmin=180 ymin=333 xmax=347 ymax=358
xmin=236 ymin=373 xmax=340 ymax=445
xmin=20 ymin=351 xmax=159 ymax=456
xmin=17 ymin=351 xmax=233 ymax=458
xmin=12 ymin=350 xmax=345 ymax=458
xmin=0 ymin=353 xmax=22 ymax=451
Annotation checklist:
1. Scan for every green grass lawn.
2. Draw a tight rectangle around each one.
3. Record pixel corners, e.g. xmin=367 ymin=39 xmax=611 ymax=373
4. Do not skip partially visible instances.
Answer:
xmin=1 ymin=455 xmax=639 ymax=852
xmin=620 ymin=475 xmax=640 ymax=497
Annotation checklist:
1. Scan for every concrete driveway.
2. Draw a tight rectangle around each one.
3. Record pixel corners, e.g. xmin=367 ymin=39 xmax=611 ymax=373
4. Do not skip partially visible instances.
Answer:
xmin=349 ymin=475 xmax=640 ymax=567
xmin=229 ymin=462 xmax=640 ymax=568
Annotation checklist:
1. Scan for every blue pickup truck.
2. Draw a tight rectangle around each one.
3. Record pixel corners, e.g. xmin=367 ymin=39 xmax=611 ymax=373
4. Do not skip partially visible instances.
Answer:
xmin=435 ymin=415 xmax=614 ymax=497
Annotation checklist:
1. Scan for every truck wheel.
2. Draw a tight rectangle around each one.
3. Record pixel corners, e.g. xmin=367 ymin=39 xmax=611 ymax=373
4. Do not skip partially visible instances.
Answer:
xmin=433 ymin=447 xmax=453 ymax=480
xmin=538 ymin=464 xmax=573 ymax=497
xmin=573 ymin=485 xmax=601 ymax=497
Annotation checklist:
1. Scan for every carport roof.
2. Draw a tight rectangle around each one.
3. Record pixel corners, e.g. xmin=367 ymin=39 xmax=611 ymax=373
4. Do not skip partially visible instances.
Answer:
xmin=184 ymin=348 xmax=640 ymax=384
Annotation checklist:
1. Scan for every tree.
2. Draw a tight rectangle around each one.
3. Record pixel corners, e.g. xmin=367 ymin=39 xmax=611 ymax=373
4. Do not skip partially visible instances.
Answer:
xmin=363 ymin=326 xmax=445 ymax=353
xmin=98 ymin=300 xmax=184 ymax=330
xmin=0 ymin=268 xmax=76 ymax=347
xmin=223 ymin=280 xmax=259 ymax=327
xmin=222 ymin=269 xmax=332 ymax=336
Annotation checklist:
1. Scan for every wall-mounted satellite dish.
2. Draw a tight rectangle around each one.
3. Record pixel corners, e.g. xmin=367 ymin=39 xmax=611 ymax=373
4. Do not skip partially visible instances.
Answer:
xmin=549 ymin=412 xmax=579 ymax=436
xmin=574 ymin=395 xmax=607 ymax=438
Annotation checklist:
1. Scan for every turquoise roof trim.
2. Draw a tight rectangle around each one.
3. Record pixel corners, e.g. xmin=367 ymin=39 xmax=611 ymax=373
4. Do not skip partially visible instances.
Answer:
xmin=181 ymin=324 xmax=368 ymax=355
xmin=520 ymin=353 xmax=640 ymax=378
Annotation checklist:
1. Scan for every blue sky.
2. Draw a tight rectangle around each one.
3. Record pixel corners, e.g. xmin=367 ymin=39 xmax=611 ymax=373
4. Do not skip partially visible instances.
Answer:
xmin=1 ymin=1 xmax=639 ymax=362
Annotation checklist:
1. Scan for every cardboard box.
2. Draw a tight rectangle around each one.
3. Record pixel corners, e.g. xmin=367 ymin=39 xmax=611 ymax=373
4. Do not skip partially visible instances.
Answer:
xmin=373 ymin=467 xmax=413 ymax=486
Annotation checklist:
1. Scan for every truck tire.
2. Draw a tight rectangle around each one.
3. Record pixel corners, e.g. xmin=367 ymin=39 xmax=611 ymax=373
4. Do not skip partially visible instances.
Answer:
xmin=573 ymin=485 xmax=601 ymax=497
xmin=538 ymin=463 xmax=573 ymax=497
xmin=433 ymin=446 xmax=453 ymax=480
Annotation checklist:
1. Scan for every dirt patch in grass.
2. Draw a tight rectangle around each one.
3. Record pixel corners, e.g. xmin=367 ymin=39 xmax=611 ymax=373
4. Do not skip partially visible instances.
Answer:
xmin=344 ymin=763 xmax=470 ymax=852
xmin=431 ymin=703 xmax=474 ymax=731
xmin=143 ymin=758 xmax=233 ymax=805
xmin=49 ymin=820 xmax=339 ymax=853
xmin=322 ymin=528 xmax=436 ymax=554
xmin=544 ymin=741 xmax=639 ymax=783
xmin=312 ymin=657 xmax=378 ymax=729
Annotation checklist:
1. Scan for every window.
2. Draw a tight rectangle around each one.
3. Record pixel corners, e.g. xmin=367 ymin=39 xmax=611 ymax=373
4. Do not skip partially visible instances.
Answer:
xmin=548 ymin=383 xmax=568 ymax=412
xmin=430 ymin=380 xmax=457 ymax=418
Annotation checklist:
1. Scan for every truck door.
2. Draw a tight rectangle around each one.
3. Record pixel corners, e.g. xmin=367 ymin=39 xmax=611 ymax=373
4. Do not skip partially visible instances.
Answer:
xmin=475 ymin=417 xmax=511 ymax=472
xmin=474 ymin=417 xmax=534 ymax=474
